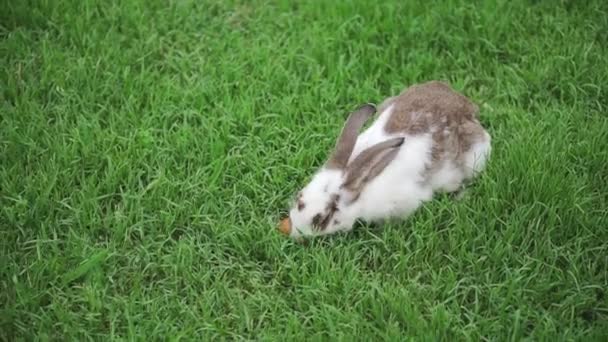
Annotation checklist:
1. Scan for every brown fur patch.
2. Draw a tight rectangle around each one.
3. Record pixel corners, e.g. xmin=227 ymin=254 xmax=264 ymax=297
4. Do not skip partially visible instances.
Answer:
xmin=384 ymin=81 xmax=478 ymax=135
xmin=311 ymin=214 xmax=323 ymax=229
xmin=311 ymin=194 xmax=341 ymax=231
xmin=381 ymin=81 xmax=486 ymax=174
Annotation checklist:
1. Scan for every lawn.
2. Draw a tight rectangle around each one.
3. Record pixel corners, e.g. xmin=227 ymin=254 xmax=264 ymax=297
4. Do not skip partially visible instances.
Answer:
xmin=2 ymin=0 xmax=607 ymax=340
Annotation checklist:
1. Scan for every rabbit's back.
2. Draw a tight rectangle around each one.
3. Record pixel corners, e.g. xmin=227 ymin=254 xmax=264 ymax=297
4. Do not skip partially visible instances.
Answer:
xmin=383 ymin=81 xmax=479 ymax=134
xmin=380 ymin=81 xmax=488 ymax=165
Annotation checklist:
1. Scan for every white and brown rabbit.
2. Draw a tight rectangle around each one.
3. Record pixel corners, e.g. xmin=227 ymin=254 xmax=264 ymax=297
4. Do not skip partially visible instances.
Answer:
xmin=278 ymin=81 xmax=491 ymax=238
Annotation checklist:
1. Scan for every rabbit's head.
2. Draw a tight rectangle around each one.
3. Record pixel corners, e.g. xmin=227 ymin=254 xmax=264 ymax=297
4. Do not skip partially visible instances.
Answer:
xmin=279 ymin=104 xmax=404 ymax=238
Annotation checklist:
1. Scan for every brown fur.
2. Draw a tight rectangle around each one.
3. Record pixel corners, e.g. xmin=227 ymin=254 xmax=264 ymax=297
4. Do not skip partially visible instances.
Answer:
xmin=311 ymin=194 xmax=341 ymax=231
xmin=382 ymin=81 xmax=487 ymax=172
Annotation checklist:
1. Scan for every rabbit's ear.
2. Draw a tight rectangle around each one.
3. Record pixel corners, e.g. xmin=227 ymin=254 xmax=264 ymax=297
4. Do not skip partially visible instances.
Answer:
xmin=326 ymin=104 xmax=376 ymax=170
xmin=341 ymin=137 xmax=405 ymax=201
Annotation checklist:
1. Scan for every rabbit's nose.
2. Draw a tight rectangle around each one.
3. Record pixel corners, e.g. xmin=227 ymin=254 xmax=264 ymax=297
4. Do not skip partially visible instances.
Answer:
xmin=278 ymin=217 xmax=291 ymax=235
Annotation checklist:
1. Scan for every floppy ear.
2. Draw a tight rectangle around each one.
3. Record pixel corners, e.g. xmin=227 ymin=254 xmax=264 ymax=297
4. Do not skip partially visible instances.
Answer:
xmin=340 ymin=137 xmax=405 ymax=201
xmin=325 ymin=104 xmax=377 ymax=170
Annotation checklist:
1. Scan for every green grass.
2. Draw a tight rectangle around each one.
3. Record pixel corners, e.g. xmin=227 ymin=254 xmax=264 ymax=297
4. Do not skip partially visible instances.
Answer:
xmin=1 ymin=0 xmax=607 ymax=340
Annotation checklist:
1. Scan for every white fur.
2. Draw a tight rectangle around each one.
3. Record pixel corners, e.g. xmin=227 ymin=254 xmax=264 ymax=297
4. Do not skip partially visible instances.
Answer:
xmin=344 ymin=133 xmax=434 ymax=223
xmin=348 ymin=104 xmax=396 ymax=163
xmin=427 ymin=131 xmax=491 ymax=193
xmin=344 ymin=105 xmax=435 ymax=224
xmin=288 ymin=168 xmax=343 ymax=238
xmin=462 ymin=131 xmax=491 ymax=179
xmin=428 ymin=160 xmax=465 ymax=193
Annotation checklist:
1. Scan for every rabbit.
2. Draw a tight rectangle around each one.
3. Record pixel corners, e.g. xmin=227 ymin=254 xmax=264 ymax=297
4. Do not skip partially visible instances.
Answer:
xmin=278 ymin=80 xmax=491 ymax=239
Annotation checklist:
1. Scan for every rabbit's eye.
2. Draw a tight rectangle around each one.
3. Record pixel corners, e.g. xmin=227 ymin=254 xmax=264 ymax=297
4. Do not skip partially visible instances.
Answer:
xmin=296 ymin=192 xmax=305 ymax=211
